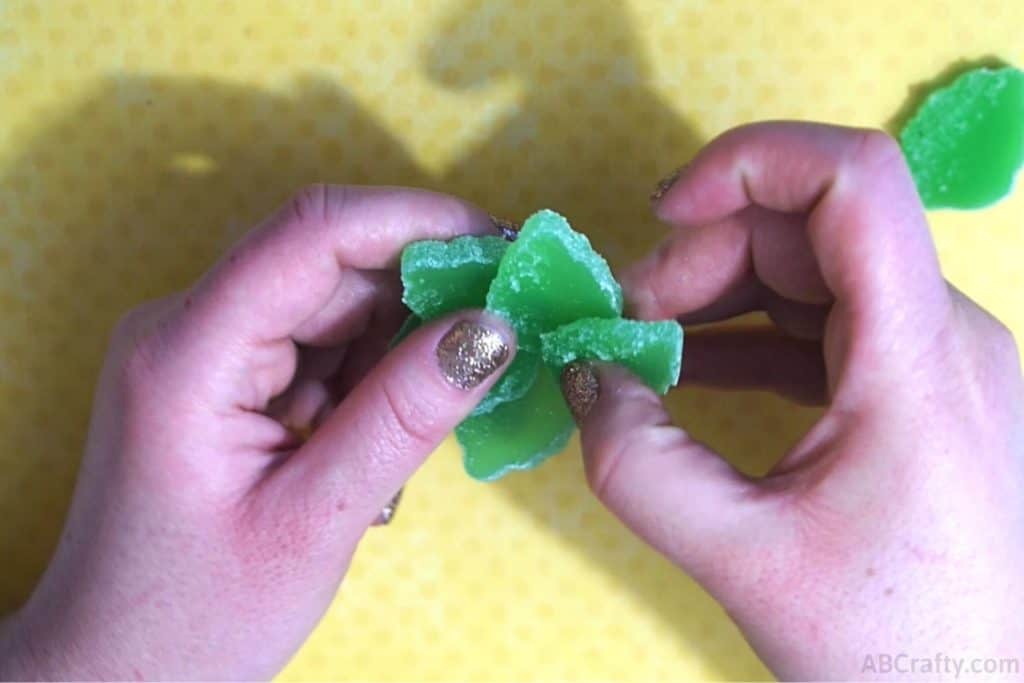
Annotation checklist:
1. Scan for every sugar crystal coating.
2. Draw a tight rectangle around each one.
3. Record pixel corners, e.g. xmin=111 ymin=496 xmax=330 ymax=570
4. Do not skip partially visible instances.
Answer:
xmin=396 ymin=210 xmax=684 ymax=482
xmin=398 ymin=234 xmax=526 ymax=410
xmin=485 ymin=209 xmax=623 ymax=349
xmin=541 ymin=318 xmax=683 ymax=394
xmin=900 ymin=66 xmax=1024 ymax=210
xmin=401 ymin=235 xmax=508 ymax=320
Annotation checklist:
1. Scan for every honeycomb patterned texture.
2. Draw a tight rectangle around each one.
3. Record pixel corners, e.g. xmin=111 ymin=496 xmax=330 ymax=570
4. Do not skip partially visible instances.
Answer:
xmin=1 ymin=1 xmax=1022 ymax=680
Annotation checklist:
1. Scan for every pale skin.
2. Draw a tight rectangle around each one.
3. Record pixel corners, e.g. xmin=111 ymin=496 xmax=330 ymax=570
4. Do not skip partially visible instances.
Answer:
xmin=0 ymin=122 xmax=1021 ymax=680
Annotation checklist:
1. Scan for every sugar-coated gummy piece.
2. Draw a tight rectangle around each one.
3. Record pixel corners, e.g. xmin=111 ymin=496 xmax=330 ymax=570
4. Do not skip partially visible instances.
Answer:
xmin=455 ymin=364 xmax=574 ymax=481
xmin=401 ymin=235 xmax=509 ymax=320
xmin=470 ymin=349 xmax=540 ymax=416
xmin=485 ymin=210 xmax=623 ymax=349
xmin=389 ymin=313 xmax=422 ymax=349
xmin=397 ymin=213 xmax=635 ymax=481
xmin=541 ymin=318 xmax=683 ymax=394
xmin=398 ymin=234 xmax=520 ymax=411
xmin=900 ymin=66 xmax=1024 ymax=210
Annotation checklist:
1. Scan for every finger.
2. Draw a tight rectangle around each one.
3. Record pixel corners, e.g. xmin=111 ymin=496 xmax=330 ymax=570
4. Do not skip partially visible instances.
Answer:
xmin=749 ymin=208 xmax=830 ymax=304
xmin=565 ymin=363 xmax=763 ymax=589
xmin=289 ymin=269 xmax=400 ymax=347
xmin=680 ymin=327 xmax=827 ymax=404
xmin=195 ymin=185 xmax=493 ymax=343
xmin=262 ymin=284 xmax=407 ymax=440
xmin=761 ymin=292 xmax=829 ymax=341
xmin=668 ymin=276 xmax=829 ymax=341
xmin=280 ymin=312 xmax=515 ymax=527
xmin=329 ymin=289 xmax=410 ymax=400
xmin=155 ymin=186 xmax=495 ymax=411
xmin=624 ymin=206 xmax=830 ymax=321
xmin=651 ymin=122 xmax=949 ymax=334
xmin=671 ymin=275 xmax=761 ymax=326
xmin=264 ymin=345 xmax=347 ymax=435
xmin=622 ymin=212 xmax=752 ymax=320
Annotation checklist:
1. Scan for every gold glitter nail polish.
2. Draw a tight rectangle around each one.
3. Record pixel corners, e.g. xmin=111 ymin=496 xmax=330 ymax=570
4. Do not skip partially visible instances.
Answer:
xmin=436 ymin=320 xmax=509 ymax=390
xmin=561 ymin=361 xmax=599 ymax=423
xmin=650 ymin=164 xmax=686 ymax=203
xmin=490 ymin=215 xmax=520 ymax=242
xmin=373 ymin=488 xmax=403 ymax=526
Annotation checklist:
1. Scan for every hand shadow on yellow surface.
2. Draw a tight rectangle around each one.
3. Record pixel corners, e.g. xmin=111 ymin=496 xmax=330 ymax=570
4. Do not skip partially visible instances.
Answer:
xmin=424 ymin=1 xmax=819 ymax=679
xmin=0 ymin=73 xmax=433 ymax=612
xmin=0 ymin=4 xmax=819 ymax=679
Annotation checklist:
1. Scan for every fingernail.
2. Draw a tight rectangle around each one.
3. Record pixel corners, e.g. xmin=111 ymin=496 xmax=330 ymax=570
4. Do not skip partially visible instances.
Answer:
xmin=437 ymin=320 xmax=510 ymax=389
xmin=560 ymin=361 xmax=600 ymax=423
xmin=650 ymin=164 xmax=686 ymax=203
xmin=373 ymin=488 xmax=403 ymax=526
xmin=490 ymin=215 xmax=520 ymax=242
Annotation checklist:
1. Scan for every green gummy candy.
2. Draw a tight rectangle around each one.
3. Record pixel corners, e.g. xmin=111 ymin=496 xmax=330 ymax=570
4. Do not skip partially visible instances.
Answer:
xmin=401 ymin=235 xmax=509 ymax=320
xmin=486 ymin=209 xmax=623 ymax=349
xmin=398 ymin=234 xmax=524 ymax=411
xmin=900 ymin=66 xmax=1024 ymax=210
xmin=541 ymin=318 xmax=684 ymax=395
xmin=455 ymin=364 xmax=574 ymax=481
xmin=471 ymin=349 xmax=539 ymax=416
xmin=397 ymin=211 xmax=673 ymax=482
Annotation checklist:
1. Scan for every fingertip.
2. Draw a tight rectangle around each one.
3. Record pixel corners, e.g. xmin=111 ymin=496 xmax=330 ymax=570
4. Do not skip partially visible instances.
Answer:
xmin=566 ymin=359 xmax=759 ymax=584
xmin=560 ymin=361 xmax=601 ymax=424
xmin=618 ymin=258 xmax=664 ymax=320
xmin=289 ymin=310 xmax=517 ymax=523
xmin=564 ymin=361 xmax=658 ymax=433
xmin=426 ymin=311 xmax=517 ymax=393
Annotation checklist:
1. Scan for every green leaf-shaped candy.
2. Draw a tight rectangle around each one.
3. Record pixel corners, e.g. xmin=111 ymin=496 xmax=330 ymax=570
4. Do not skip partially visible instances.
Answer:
xmin=900 ymin=66 xmax=1024 ymax=210
xmin=541 ymin=318 xmax=684 ymax=394
xmin=455 ymin=364 xmax=574 ymax=481
xmin=485 ymin=209 xmax=623 ymax=349
xmin=401 ymin=235 xmax=508 ymax=320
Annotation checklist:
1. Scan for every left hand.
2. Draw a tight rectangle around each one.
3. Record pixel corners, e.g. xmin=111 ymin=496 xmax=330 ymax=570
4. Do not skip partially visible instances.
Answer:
xmin=0 ymin=185 xmax=515 ymax=680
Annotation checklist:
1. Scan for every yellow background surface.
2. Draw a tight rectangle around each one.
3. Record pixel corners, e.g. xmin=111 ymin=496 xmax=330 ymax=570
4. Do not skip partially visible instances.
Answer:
xmin=1 ymin=1 xmax=1022 ymax=680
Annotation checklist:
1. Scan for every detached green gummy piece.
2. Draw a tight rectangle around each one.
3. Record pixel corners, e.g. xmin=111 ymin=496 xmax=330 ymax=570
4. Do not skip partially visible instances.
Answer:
xmin=401 ymin=235 xmax=508 ymax=320
xmin=541 ymin=318 xmax=684 ymax=394
xmin=485 ymin=209 xmax=623 ymax=349
xmin=455 ymin=364 xmax=574 ymax=481
xmin=900 ymin=66 xmax=1024 ymax=210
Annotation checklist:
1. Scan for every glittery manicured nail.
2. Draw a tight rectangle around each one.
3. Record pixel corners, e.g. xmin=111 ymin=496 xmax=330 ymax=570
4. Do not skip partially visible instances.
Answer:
xmin=650 ymin=164 xmax=686 ymax=203
xmin=372 ymin=488 xmax=403 ymax=526
xmin=436 ymin=320 xmax=509 ymax=390
xmin=561 ymin=361 xmax=599 ymax=423
xmin=490 ymin=215 xmax=520 ymax=242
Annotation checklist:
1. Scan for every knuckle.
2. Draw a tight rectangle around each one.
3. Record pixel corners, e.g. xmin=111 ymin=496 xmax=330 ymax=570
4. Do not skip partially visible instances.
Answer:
xmin=110 ymin=301 xmax=173 ymax=387
xmin=112 ymin=304 xmax=149 ymax=343
xmin=286 ymin=183 xmax=343 ymax=225
xmin=849 ymin=128 xmax=905 ymax=173
xmin=118 ymin=330 xmax=163 ymax=389
xmin=585 ymin=430 xmax=633 ymax=502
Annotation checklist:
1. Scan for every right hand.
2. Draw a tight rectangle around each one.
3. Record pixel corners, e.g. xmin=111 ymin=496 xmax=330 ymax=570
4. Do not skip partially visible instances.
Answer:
xmin=567 ymin=122 xmax=1024 ymax=680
